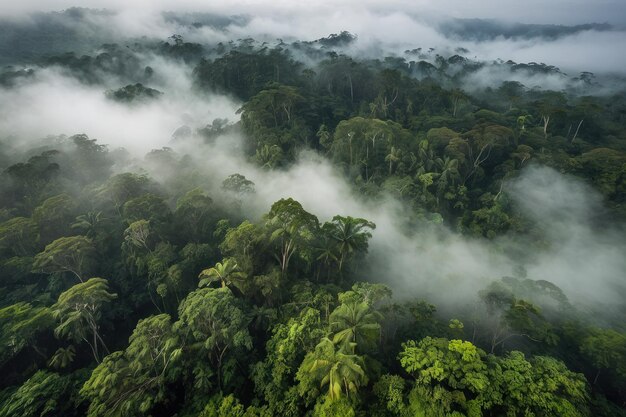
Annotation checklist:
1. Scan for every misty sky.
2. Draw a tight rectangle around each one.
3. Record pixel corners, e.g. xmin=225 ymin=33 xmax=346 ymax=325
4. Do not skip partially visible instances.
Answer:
xmin=2 ymin=0 xmax=625 ymax=25
xmin=2 ymin=0 xmax=625 ymax=75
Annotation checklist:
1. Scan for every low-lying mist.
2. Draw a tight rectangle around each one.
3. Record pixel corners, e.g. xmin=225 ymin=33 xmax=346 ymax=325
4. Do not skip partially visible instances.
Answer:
xmin=0 ymin=63 xmax=239 ymax=155
xmin=157 ymin=131 xmax=626 ymax=316
xmin=2 ymin=47 xmax=624 ymax=317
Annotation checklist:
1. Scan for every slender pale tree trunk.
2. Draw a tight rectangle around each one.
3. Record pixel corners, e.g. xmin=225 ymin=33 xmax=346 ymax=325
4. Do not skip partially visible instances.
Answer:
xmin=572 ymin=119 xmax=584 ymax=143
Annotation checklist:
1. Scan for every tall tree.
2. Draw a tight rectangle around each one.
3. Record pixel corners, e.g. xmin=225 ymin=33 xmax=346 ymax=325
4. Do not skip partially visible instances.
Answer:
xmin=0 ymin=217 xmax=38 ymax=257
xmin=325 ymin=215 xmax=375 ymax=274
xmin=80 ymin=314 xmax=182 ymax=417
xmin=0 ymin=302 xmax=54 ymax=366
xmin=265 ymin=199 xmax=319 ymax=275
xmin=53 ymin=278 xmax=117 ymax=363
xmin=198 ymin=258 xmax=246 ymax=289
xmin=580 ymin=328 xmax=626 ymax=384
xmin=329 ymin=301 xmax=382 ymax=352
xmin=32 ymin=236 xmax=97 ymax=283
xmin=297 ymin=337 xmax=367 ymax=402
xmin=176 ymin=287 xmax=252 ymax=391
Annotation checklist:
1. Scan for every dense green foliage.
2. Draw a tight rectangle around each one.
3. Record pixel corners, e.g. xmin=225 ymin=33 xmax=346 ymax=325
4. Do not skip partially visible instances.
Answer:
xmin=0 ymin=31 xmax=625 ymax=417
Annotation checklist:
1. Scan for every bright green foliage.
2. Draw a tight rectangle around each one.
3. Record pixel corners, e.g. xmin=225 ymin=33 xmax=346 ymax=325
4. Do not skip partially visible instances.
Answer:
xmin=198 ymin=394 xmax=272 ymax=417
xmin=198 ymin=258 xmax=246 ymax=289
xmin=176 ymin=287 xmax=252 ymax=390
xmin=338 ymin=282 xmax=392 ymax=306
xmin=123 ymin=220 xmax=151 ymax=251
xmin=220 ymin=220 xmax=261 ymax=264
xmin=399 ymin=337 xmax=491 ymax=416
xmin=32 ymin=235 xmax=96 ymax=282
xmin=330 ymin=301 xmax=382 ymax=352
xmin=400 ymin=337 xmax=489 ymax=392
xmin=53 ymin=278 xmax=117 ymax=362
xmin=0 ymin=217 xmax=38 ymax=256
xmin=404 ymin=385 xmax=470 ymax=417
xmin=324 ymin=215 xmax=375 ymax=273
xmin=252 ymin=307 xmax=326 ymax=414
xmin=49 ymin=345 xmax=76 ymax=368
xmin=265 ymin=198 xmax=319 ymax=274
xmin=372 ymin=374 xmax=407 ymax=416
xmin=0 ymin=302 xmax=53 ymax=366
xmin=80 ymin=314 xmax=181 ymax=417
xmin=199 ymin=394 xmax=246 ymax=417
xmin=297 ymin=338 xmax=367 ymax=402
xmin=399 ymin=337 xmax=590 ymax=417
xmin=0 ymin=370 xmax=87 ymax=417
xmin=496 ymin=352 xmax=590 ymax=417
xmin=312 ymin=397 xmax=356 ymax=417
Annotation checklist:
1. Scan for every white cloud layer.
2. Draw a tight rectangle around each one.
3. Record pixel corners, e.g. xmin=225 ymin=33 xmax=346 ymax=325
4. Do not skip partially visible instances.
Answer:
xmin=2 ymin=0 xmax=625 ymax=25
xmin=2 ymin=1 xmax=625 ymax=74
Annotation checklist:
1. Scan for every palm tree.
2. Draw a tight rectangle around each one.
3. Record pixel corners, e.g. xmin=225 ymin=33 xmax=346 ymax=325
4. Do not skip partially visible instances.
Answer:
xmin=385 ymin=146 xmax=401 ymax=175
xmin=48 ymin=345 xmax=76 ymax=368
xmin=327 ymin=216 xmax=375 ymax=273
xmin=71 ymin=211 xmax=105 ymax=238
xmin=330 ymin=301 xmax=382 ymax=351
xmin=450 ymin=88 xmax=467 ymax=117
xmin=417 ymin=140 xmax=437 ymax=173
xmin=435 ymin=156 xmax=461 ymax=196
xmin=313 ymin=224 xmax=340 ymax=281
xmin=255 ymin=144 xmax=282 ymax=169
xmin=300 ymin=338 xmax=368 ymax=401
xmin=198 ymin=258 xmax=246 ymax=289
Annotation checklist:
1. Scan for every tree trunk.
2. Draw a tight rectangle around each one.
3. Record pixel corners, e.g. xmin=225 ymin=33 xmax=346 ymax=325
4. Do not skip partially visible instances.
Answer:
xmin=593 ymin=369 xmax=601 ymax=385
xmin=84 ymin=336 xmax=99 ymax=363
xmin=217 ymin=346 xmax=228 ymax=392
xmin=572 ymin=119 xmax=584 ymax=143
xmin=542 ymin=115 xmax=550 ymax=139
